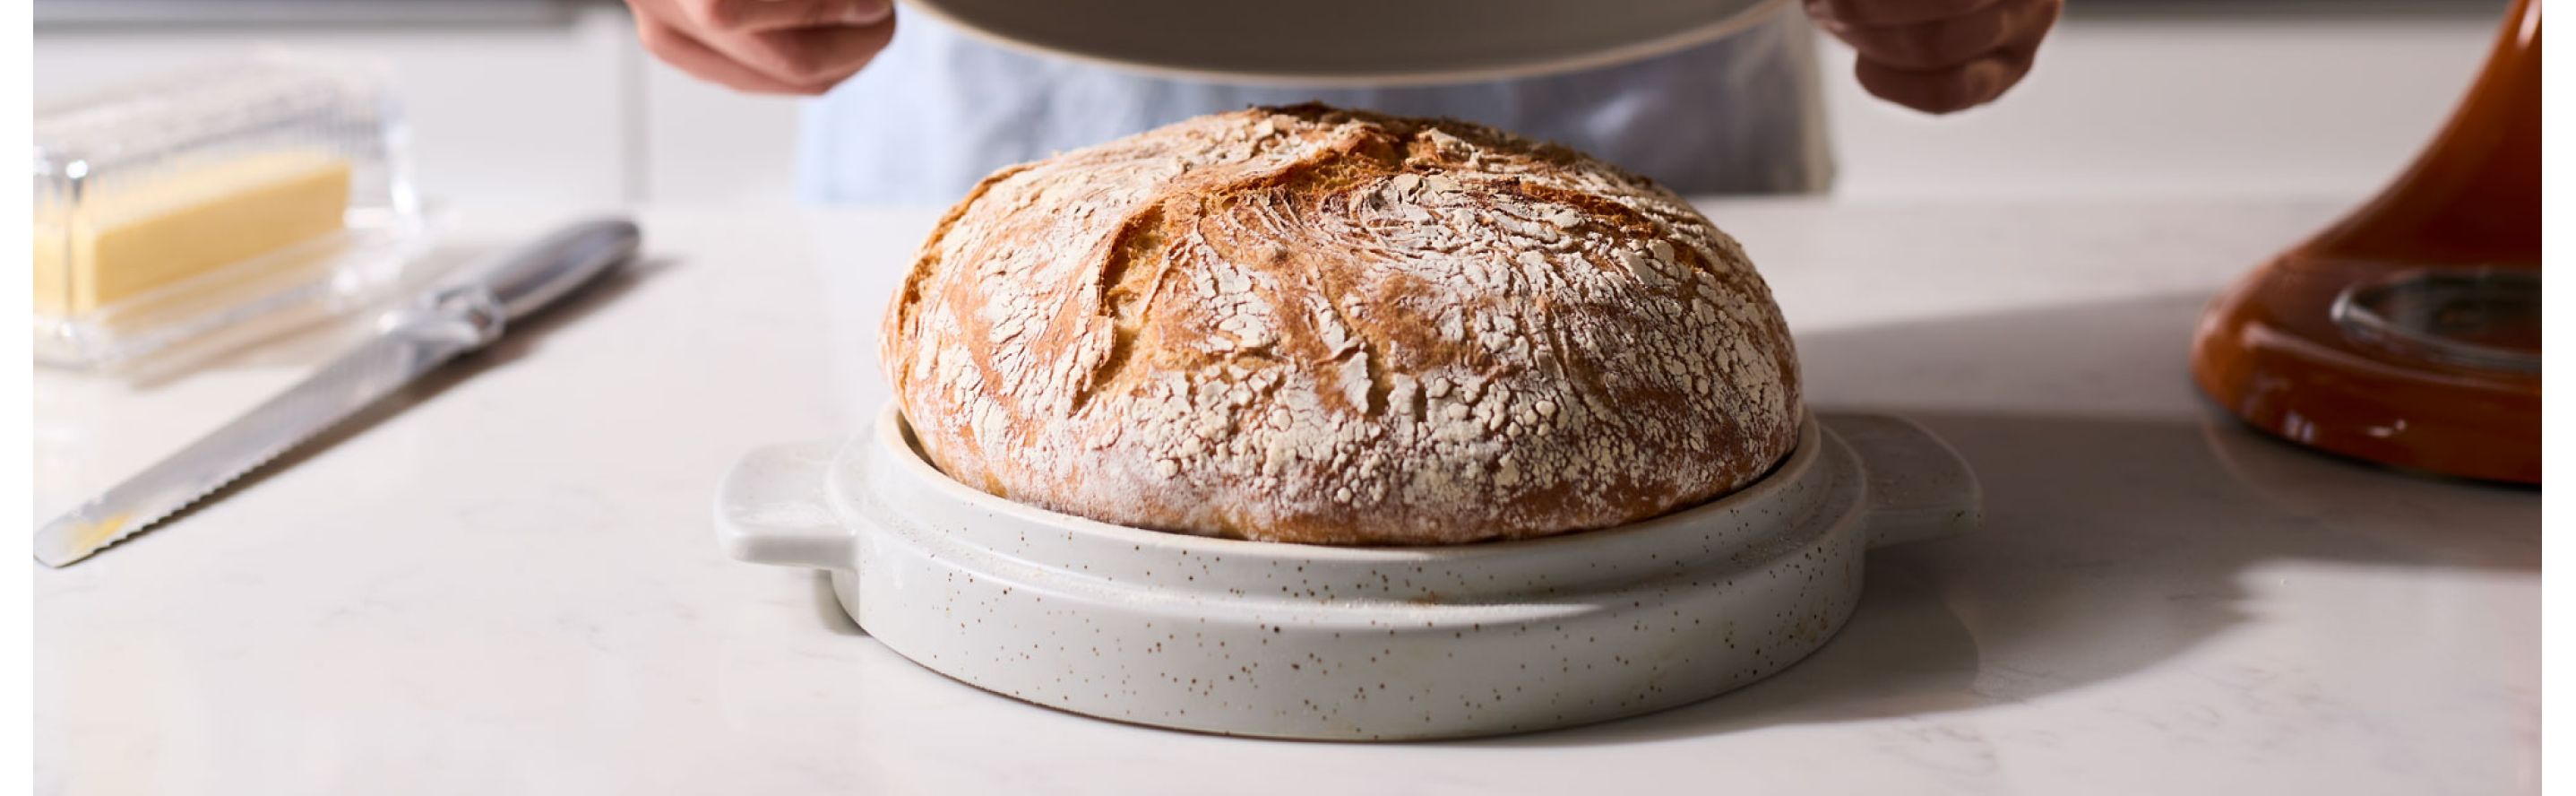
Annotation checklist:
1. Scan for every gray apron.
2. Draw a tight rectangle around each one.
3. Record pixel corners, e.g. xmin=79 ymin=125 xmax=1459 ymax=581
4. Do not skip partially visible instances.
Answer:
xmin=797 ymin=5 xmax=1833 ymax=204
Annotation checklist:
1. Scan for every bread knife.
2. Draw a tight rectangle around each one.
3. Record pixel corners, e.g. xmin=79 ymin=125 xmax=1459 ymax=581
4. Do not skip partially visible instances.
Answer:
xmin=33 ymin=218 xmax=642 ymax=567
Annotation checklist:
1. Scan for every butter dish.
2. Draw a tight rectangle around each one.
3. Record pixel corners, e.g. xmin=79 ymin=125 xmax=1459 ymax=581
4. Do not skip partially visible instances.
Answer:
xmin=33 ymin=56 xmax=432 ymax=370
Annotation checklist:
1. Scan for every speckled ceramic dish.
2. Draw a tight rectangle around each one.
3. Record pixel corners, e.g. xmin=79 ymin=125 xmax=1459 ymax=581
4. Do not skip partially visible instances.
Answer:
xmin=715 ymin=408 xmax=1977 ymax=740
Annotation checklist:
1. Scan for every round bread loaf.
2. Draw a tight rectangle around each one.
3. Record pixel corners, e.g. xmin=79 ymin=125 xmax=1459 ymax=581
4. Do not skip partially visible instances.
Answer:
xmin=883 ymin=104 xmax=1801 ymax=546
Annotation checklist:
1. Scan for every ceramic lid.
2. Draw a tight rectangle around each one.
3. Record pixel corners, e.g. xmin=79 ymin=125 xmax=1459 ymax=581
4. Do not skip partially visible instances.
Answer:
xmin=901 ymin=0 xmax=1787 ymax=86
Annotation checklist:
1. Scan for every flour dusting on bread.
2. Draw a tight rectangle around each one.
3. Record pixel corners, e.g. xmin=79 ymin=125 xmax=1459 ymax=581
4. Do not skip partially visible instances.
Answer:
xmin=884 ymin=104 xmax=1799 ymax=545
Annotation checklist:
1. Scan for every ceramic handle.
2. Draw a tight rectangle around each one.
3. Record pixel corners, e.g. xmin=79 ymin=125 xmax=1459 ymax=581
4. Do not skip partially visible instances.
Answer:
xmin=1822 ymin=412 xmax=1983 ymax=549
xmin=715 ymin=439 xmax=857 ymax=569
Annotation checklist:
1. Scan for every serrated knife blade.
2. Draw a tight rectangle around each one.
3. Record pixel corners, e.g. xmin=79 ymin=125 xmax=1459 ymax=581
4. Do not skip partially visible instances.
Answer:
xmin=35 ymin=218 xmax=641 ymax=567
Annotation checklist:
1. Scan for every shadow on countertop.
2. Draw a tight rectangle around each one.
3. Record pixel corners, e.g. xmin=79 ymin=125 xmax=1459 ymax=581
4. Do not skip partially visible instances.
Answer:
xmin=1459 ymin=290 xmax=2536 ymax=748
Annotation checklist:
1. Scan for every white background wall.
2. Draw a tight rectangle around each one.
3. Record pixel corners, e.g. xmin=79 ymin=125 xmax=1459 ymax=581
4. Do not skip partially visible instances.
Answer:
xmin=36 ymin=9 xmax=642 ymax=211
xmin=33 ymin=3 xmax=2503 ymax=209
xmin=1817 ymin=9 xmax=2498 ymax=200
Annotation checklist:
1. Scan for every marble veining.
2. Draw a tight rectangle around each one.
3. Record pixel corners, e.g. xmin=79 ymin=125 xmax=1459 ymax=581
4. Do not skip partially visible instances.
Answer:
xmin=33 ymin=201 xmax=2537 ymax=795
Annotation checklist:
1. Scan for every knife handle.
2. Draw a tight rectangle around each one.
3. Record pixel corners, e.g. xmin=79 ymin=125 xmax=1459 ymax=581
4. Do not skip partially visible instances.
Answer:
xmin=472 ymin=218 xmax=642 ymax=322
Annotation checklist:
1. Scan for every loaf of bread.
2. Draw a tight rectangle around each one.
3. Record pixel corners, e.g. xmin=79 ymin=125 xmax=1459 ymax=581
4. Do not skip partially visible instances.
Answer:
xmin=883 ymin=104 xmax=1801 ymax=546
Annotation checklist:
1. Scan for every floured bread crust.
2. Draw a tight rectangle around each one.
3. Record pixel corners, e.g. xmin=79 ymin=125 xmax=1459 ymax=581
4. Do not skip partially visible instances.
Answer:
xmin=883 ymin=104 xmax=1800 ymax=545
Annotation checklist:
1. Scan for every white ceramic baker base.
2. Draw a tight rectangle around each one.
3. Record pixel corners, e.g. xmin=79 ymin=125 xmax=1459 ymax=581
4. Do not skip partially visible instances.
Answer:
xmin=717 ymin=408 xmax=1977 ymax=740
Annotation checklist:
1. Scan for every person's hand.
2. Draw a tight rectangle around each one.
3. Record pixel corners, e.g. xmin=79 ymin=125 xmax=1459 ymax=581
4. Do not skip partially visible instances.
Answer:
xmin=625 ymin=0 xmax=896 ymax=96
xmin=1804 ymin=0 xmax=2063 ymax=114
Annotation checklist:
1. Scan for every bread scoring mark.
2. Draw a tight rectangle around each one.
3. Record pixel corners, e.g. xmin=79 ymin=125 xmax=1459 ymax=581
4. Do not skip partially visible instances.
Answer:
xmin=1073 ymin=204 xmax=1175 ymax=414
xmin=883 ymin=104 xmax=1802 ymax=545
xmin=884 ymin=161 xmax=1033 ymax=401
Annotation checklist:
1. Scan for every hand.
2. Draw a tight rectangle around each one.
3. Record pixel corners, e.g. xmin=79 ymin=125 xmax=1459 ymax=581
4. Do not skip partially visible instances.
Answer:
xmin=625 ymin=0 xmax=896 ymax=96
xmin=1805 ymin=0 xmax=2063 ymax=114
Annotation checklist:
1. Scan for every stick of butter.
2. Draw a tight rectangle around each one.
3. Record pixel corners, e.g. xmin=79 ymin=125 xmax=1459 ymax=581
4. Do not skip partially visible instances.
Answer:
xmin=34 ymin=151 xmax=352 ymax=316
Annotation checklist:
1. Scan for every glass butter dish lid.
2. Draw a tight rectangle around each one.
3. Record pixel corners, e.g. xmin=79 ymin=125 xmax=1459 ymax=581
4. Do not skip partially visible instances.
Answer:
xmin=33 ymin=55 xmax=435 ymax=370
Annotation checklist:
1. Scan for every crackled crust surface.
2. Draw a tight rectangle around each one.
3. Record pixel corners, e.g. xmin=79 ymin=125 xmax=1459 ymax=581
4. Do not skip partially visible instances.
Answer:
xmin=882 ymin=104 xmax=1801 ymax=545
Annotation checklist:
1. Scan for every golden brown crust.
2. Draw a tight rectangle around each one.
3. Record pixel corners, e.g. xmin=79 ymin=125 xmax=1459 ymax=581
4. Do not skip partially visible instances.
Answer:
xmin=883 ymin=104 xmax=1801 ymax=545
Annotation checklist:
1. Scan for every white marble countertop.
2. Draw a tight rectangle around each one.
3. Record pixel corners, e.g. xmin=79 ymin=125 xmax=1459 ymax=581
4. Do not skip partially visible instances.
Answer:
xmin=34 ymin=198 xmax=2538 ymax=794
